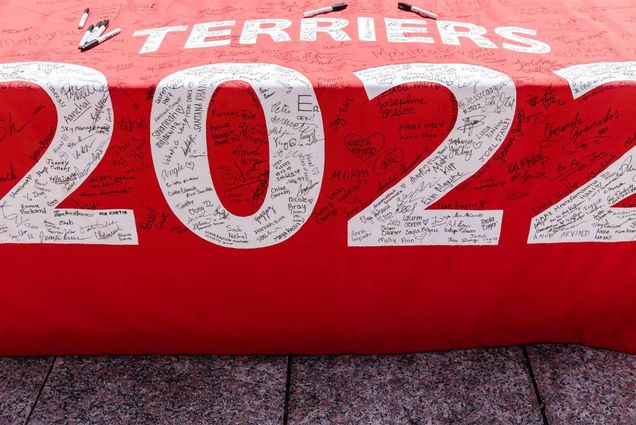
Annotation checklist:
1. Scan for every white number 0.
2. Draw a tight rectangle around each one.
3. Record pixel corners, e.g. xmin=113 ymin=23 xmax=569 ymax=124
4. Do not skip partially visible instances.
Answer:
xmin=151 ymin=63 xmax=324 ymax=248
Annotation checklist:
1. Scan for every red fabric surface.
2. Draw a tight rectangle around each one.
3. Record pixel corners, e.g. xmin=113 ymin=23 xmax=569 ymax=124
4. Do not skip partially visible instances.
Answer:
xmin=1 ymin=0 xmax=636 ymax=354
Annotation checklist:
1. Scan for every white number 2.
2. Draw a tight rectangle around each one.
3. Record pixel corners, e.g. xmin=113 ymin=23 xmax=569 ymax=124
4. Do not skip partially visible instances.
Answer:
xmin=349 ymin=64 xmax=516 ymax=246
xmin=0 ymin=62 xmax=137 ymax=244
xmin=529 ymin=62 xmax=636 ymax=243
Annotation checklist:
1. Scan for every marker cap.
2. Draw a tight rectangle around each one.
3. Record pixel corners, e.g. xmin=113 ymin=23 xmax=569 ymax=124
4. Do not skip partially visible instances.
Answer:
xmin=78 ymin=7 xmax=90 ymax=28
xmin=332 ymin=2 xmax=347 ymax=10
xmin=398 ymin=2 xmax=412 ymax=11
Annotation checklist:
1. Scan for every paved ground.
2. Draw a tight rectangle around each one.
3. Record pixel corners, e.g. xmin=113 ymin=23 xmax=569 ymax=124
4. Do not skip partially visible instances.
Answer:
xmin=1 ymin=344 xmax=634 ymax=424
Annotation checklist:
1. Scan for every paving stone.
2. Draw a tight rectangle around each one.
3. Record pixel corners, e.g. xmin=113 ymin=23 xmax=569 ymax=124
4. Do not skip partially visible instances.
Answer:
xmin=29 ymin=355 xmax=287 ymax=425
xmin=0 ymin=356 xmax=53 ymax=425
xmin=528 ymin=344 xmax=636 ymax=425
xmin=288 ymin=347 xmax=543 ymax=425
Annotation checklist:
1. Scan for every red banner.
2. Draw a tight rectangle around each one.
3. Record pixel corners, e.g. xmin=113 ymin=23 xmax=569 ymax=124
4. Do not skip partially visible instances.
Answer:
xmin=1 ymin=0 xmax=636 ymax=354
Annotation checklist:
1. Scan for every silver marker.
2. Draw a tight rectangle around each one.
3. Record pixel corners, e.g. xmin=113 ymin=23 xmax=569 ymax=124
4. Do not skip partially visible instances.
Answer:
xmin=397 ymin=2 xmax=438 ymax=19
xmin=78 ymin=8 xmax=89 ymax=29
xmin=81 ymin=28 xmax=121 ymax=51
xmin=303 ymin=2 xmax=347 ymax=18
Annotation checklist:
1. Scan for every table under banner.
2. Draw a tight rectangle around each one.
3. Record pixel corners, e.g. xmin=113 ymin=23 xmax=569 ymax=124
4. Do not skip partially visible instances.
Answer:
xmin=1 ymin=0 xmax=636 ymax=355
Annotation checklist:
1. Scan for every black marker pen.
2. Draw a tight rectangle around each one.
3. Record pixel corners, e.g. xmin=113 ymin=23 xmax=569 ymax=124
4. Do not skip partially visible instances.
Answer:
xmin=78 ymin=24 xmax=94 ymax=48
xmin=81 ymin=28 xmax=121 ymax=51
xmin=86 ymin=20 xmax=104 ymax=42
xmin=398 ymin=2 xmax=438 ymax=19
xmin=96 ymin=19 xmax=110 ymax=37
xmin=303 ymin=3 xmax=347 ymax=18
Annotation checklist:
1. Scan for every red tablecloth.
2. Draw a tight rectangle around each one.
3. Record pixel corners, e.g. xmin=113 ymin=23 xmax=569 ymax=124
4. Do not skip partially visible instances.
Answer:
xmin=1 ymin=0 xmax=636 ymax=354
